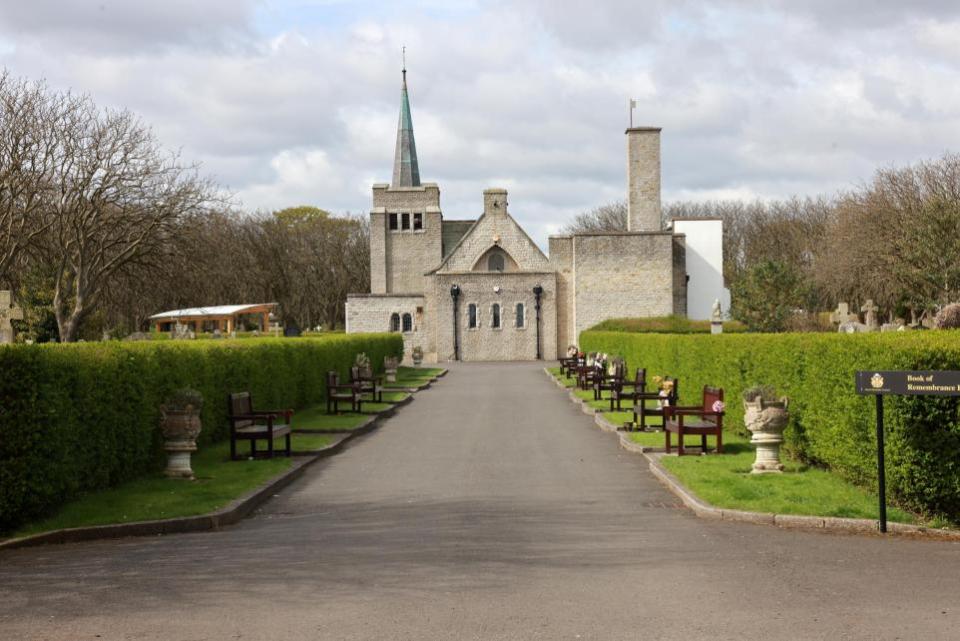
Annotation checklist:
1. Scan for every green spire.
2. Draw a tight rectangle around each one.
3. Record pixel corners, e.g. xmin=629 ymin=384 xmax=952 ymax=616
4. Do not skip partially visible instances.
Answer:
xmin=392 ymin=64 xmax=421 ymax=187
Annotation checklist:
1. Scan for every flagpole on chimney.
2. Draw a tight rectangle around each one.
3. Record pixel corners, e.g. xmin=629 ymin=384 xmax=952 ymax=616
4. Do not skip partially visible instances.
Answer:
xmin=629 ymin=98 xmax=633 ymax=128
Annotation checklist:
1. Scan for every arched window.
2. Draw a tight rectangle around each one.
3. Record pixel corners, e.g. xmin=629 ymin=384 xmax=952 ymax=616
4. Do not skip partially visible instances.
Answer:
xmin=488 ymin=252 xmax=505 ymax=272
xmin=491 ymin=303 xmax=501 ymax=329
xmin=390 ymin=313 xmax=400 ymax=332
xmin=515 ymin=303 xmax=525 ymax=328
xmin=468 ymin=304 xmax=477 ymax=329
xmin=402 ymin=313 xmax=413 ymax=332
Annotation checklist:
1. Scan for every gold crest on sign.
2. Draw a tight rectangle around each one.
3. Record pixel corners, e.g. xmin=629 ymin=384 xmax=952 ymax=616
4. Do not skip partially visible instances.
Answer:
xmin=870 ymin=373 xmax=884 ymax=389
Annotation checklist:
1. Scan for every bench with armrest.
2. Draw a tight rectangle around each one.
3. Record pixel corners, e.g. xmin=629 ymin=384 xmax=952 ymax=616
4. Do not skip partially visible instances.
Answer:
xmin=593 ymin=359 xmax=626 ymax=401
xmin=350 ymin=365 xmax=383 ymax=403
xmin=327 ymin=370 xmax=362 ymax=414
xmin=559 ymin=355 xmax=580 ymax=378
xmin=577 ymin=354 xmax=600 ymax=391
xmin=611 ymin=367 xmax=646 ymax=412
xmin=632 ymin=376 xmax=679 ymax=431
xmin=663 ymin=386 xmax=725 ymax=455
xmin=227 ymin=392 xmax=292 ymax=461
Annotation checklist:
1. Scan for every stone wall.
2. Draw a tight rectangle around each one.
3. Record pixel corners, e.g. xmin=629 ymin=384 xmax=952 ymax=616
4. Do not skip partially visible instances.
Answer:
xmin=548 ymin=235 xmax=575 ymax=353
xmin=432 ymin=272 xmax=557 ymax=362
xmin=345 ymin=293 xmax=428 ymax=363
xmin=571 ymin=232 xmax=678 ymax=339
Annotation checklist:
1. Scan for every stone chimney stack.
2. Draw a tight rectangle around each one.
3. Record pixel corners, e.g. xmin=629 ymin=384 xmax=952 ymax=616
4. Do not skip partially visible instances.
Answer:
xmin=483 ymin=188 xmax=508 ymax=216
xmin=625 ymin=127 xmax=662 ymax=232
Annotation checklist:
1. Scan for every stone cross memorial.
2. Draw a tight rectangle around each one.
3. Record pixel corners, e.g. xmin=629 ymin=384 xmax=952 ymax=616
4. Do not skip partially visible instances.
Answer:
xmin=0 ymin=290 xmax=24 ymax=344
xmin=830 ymin=302 xmax=857 ymax=325
xmin=861 ymin=299 xmax=880 ymax=330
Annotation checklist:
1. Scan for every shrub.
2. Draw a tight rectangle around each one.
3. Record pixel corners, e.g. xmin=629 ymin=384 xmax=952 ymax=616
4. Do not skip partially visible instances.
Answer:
xmin=588 ymin=316 xmax=747 ymax=334
xmin=581 ymin=329 xmax=960 ymax=523
xmin=0 ymin=333 xmax=402 ymax=533
xmin=934 ymin=303 xmax=960 ymax=329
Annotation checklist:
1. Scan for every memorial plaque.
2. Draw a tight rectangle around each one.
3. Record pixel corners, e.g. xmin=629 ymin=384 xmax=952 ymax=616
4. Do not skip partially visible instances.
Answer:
xmin=856 ymin=370 xmax=960 ymax=396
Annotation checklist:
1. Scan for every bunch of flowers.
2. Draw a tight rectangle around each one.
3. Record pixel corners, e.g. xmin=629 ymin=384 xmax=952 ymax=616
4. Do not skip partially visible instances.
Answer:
xmin=712 ymin=400 xmax=725 ymax=414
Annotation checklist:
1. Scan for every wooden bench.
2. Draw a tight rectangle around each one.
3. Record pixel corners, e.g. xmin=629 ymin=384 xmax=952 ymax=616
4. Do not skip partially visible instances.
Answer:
xmin=593 ymin=359 xmax=626 ymax=402
xmin=350 ymin=365 xmax=383 ymax=403
xmin=227 ymin=392 xmax=292 ymax=461
xmin=559 ymin=355 xmax=580 ymax=378
xmin=327 ymin=370 xmax=362 ymax=414
xmin=664 ymin=386 xmax=724 ymax=455
xmin=632 ymin=376 xmax=679 ymax=431
xmin=577 ymin=354 xmax=600 ymax=390
xmin=610 ymin=367 xmax=646 ymax=412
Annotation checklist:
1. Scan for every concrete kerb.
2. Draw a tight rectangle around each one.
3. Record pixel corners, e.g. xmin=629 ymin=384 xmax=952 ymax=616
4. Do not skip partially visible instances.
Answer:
xmin=543 ymin=367 xmax=960 ymax=541
xmin=0 ymin=381 xmax=426 ymax=552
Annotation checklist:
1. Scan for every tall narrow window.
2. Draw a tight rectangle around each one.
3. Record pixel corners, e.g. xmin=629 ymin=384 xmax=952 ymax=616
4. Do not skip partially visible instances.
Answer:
xmin=389 ymin=213 xmax=398 ymax=230
xmin=413 ymin=213 xmax=423 ymax=230
xmin=516 ymin=303 xmax=525 ymax=328
xmin=401 ymin=213 xmax=410 ymax=230
xmin=468 ymin=304 xmax=477 ymax=329
xmin=402 ymin=313 xmax=413 ymax=332
xmin=491 ymin=303 xmax=501 ymax=329
xmin=390 ymin=313 xmax=400 ymax=332
xmin=488 ymin=252 xmax=505 ymax=272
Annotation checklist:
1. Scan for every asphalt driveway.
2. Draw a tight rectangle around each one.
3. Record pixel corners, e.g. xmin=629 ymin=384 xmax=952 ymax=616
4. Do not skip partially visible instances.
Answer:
xmin=0 ymin=361 xmax=957 ymax=640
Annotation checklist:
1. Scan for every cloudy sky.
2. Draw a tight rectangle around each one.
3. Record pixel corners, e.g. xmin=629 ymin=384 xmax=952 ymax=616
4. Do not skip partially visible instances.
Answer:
xmin=2 ymin=0 xmax=960 ymax=247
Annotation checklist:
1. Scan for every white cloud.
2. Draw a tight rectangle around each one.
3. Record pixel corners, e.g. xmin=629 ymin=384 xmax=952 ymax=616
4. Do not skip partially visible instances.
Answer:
xmin=2 ymin=1 xmax=960 ymax=250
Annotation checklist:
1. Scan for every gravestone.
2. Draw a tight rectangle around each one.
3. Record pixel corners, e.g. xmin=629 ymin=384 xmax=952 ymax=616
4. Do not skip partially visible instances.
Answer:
xmin=212 ymin=329 xmax=223 ymax=339
xmin=0 ymin=290 xmax=24 ymax=344
xmin=171 ymin=322 xmax=194 ymax=340
xmin=830 ymin=302 xmax=858 ymax=325
xmin=839 ymin=320 xmax=870 ymax=334
xmin=861 ymin=299 xmax=880 ymax=330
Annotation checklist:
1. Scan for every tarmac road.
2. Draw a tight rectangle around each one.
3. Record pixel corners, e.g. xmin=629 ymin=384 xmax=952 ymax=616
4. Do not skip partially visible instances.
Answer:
xmin=1 ymin=361 xmax=958 ymax=640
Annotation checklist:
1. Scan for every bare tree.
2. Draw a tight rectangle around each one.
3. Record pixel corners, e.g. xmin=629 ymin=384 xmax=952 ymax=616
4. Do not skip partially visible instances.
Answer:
xmin=38 ymin=98 xmax=216 ymax=341
xmin=561 ymin=200 xmax=627 ymax=234
xmin=0 ymin=72 xmax=65 ymax=285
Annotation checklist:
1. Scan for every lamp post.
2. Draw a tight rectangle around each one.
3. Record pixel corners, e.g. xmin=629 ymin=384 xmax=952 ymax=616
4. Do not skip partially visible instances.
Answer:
xmin=450 ymin=284 xmax=461 ymax=361
xmin=533 ymin=284 xmax=544 ymax=360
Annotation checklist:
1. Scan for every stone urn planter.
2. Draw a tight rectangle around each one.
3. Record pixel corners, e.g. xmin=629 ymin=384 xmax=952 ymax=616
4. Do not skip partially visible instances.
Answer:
xmin=411 ymin=346 xmax=423 ymax=367
xmin=743 ymin=386 xmax=789 ymax=474
xmin=384 ymin=356 xmax=399 ymax=382
xmin=160 ymin=389 xmax=204 ymax=480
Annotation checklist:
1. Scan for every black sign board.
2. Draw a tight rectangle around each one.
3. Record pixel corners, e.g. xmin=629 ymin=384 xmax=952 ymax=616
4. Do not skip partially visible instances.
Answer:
xmin=854 ymin=370 xmax=960 ymax=533
xmin=856 ymin=370 xmax=960 ymax=396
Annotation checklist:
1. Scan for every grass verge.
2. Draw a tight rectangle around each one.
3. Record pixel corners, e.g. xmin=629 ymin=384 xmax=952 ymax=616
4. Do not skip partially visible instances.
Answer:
xmin=547 ymin=367 xmax=922 ymax=526
xmin=660 ymin=440 xmax=917 ymax=523
xmin=9 ymin=436 xmax=335 ymax=538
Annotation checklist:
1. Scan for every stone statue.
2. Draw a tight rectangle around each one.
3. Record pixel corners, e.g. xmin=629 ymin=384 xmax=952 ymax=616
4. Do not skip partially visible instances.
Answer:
xmin=0 ymin=290 xmax=24 ymax=345
xmin=711 ymin=299 xmax=723 ymax=322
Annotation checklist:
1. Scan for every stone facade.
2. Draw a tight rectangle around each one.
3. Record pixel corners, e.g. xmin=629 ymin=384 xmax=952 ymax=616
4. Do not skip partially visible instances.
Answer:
xmin=345 ymin=70 xmax=723 ymax=362
xmin=626 ymin=128 xmax=661 ymax=233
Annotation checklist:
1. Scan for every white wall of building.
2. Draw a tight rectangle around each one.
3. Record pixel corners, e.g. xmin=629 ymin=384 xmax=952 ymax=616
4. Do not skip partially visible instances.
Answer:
xmin=672 ymin=218 xmax=731 ymax=320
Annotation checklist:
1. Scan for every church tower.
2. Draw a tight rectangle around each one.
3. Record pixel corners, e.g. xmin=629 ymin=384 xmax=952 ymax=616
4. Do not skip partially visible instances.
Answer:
xmin=368 ymin=65 xmax=443 ymax=295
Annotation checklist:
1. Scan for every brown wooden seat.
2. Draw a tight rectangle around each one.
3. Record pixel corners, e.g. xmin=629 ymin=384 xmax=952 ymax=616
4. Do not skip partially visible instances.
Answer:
xmin=327 ymin=370 xmax=361 ymax=414
xmin=227 ymin=392 xmax=292 ymax=461
xmin=664 ymin=386 xmax=725 ymax=455
xmin=577 ymin=354 xmax=600 ymax=390
xmin=611 ymin=367 xmax=646 ymax=413
xmin=350 ymin=365 xmax=383 ymax=403
xmin=594 ymin=359 xmax=626 ymax=402
xmin=632 ymin=376 xmax=679 ymax=430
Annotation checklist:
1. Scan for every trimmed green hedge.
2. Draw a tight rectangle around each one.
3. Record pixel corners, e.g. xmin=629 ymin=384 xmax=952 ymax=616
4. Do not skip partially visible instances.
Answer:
xmin=581 ymin=330 xmax=960 ymax=522
xmin=0 ymin=334 xmax=402 ymax=533
xmin=587 ymin=316 xmax=747 ymax=334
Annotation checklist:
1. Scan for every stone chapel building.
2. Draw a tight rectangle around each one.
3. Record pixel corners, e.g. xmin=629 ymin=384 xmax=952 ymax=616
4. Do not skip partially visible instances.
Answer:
xmin=345 ymin=70 xmax=729 ymax=362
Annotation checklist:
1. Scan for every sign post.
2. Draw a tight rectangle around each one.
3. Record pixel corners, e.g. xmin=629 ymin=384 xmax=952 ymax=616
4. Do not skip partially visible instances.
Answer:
xmin=856 ymin=370 xmax=960 ymax=533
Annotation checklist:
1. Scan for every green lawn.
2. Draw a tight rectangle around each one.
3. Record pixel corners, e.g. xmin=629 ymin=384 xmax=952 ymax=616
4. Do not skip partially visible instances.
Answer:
xmin=547 ymin=367 xmax=578 ymax=387
xmin=10 ymin=436 xmax=334 ymax=538
xmin=660 ymin=438 xmax=917 ymax=523
xmin=295 ymin=405 xmax=371 ymax=431
xmin=399 ymin=366 xmax=444 ymax=378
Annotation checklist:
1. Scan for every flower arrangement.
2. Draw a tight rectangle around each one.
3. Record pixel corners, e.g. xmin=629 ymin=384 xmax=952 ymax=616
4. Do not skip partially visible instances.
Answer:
xmin=712 ymin=400 xmax=725 ymax=414
xmin=652 ymin=376 xmax=675 ymax=408
xmin=566 ymin=345 xmax=579 ymax=358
